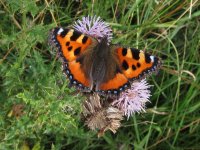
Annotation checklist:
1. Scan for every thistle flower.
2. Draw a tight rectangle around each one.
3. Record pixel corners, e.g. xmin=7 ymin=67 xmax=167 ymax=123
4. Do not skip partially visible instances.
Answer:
xmin=71 ymin=16 xmax=154 ymax=133
xmin=73 ymin=16 xmax=113 ymax=43
xmin=82 ymin=94 xmax=123 ymax=137
xmin=112 ymin=79 xmax=152 ymax=119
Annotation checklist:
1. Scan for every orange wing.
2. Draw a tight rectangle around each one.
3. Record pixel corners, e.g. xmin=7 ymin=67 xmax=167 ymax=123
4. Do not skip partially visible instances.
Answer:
xmin=96 ymin=47 xmax=161 ymax=96
xmin=62 ymin=60 xmax=91 ymax=92
xmin=98 ymin=71 xmax=130 ymax=95
xmin=114 ymin=47 xmax=161 ymax=81
xmin=50 ymin=27 xmax=96 ymax=91
xmin=51 ymin=27 xmax=94 ymax=62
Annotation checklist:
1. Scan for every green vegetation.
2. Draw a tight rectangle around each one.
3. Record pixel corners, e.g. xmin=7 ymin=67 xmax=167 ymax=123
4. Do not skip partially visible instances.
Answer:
xmin=0 ymin=0 xmax=200 ymax=149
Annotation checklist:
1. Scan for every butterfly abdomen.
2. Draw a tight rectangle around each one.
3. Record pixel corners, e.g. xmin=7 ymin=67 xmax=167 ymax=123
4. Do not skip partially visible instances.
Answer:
xmin=88 ymin=38 xmax=114 ymax=90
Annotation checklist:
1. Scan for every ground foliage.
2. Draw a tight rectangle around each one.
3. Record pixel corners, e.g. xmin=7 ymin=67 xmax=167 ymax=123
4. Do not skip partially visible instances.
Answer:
xmin=0 ymin=0 xmax=200 ymax=149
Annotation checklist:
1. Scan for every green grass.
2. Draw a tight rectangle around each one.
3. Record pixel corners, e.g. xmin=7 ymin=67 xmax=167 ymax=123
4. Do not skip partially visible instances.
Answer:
xmin=0 ymin=0 xmax=200 ymax=149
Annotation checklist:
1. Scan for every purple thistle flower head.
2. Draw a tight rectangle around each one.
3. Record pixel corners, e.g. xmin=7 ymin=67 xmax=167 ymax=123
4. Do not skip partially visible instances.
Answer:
xmin=73 ymin=16 xmax=113 ymax=44
xmin=112 ymin=79 xmax=152 ymax=119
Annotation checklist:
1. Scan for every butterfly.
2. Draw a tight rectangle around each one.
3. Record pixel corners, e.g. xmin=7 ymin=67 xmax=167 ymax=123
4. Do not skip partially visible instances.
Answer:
xmin=49 ymin=27 xmax=161 ymax=96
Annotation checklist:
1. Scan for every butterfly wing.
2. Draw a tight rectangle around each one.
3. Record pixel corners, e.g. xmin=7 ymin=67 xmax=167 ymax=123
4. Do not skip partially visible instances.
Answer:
xmin=98 ymin=70 xmax=130 ymax=95
xmin=50 ymin=27 xmax=94 ymax=62
xmin=50 ymin=27 xmax=97 ymax=91
xmin=97 ymin=46 xmax=161 ymax=96
xmin=114 ymin=46 xmax=161 ymax=80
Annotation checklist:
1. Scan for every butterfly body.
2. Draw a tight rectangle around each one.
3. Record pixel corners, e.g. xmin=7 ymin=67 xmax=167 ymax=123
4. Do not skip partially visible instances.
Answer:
xmin=88 ymin=38 xmax=122 ymax=91
xmin=50 ymin=27 xmax=161 ymax=96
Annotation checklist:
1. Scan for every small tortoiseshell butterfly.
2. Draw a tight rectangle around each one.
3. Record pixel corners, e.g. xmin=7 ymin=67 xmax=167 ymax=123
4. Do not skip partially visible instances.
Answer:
xmin=49 ymin=27 xmax=161 ymax=96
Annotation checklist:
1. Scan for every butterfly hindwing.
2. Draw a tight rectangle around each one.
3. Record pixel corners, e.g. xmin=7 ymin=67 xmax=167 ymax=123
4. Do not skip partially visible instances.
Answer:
xmin=62 ymin=60 xmax=91 ymax=91
xmin=99 ymin=71 xmax=130 ymax=95
xmin=114 ymin=46 xmax=161 ymax=80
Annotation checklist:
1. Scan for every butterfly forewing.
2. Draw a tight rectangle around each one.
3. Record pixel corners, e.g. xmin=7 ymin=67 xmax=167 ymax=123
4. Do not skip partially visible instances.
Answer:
xmin=51 ymin=27 xmax=93 ymax=62
xmin=114 ymin=47 xmax=161 ymax=80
